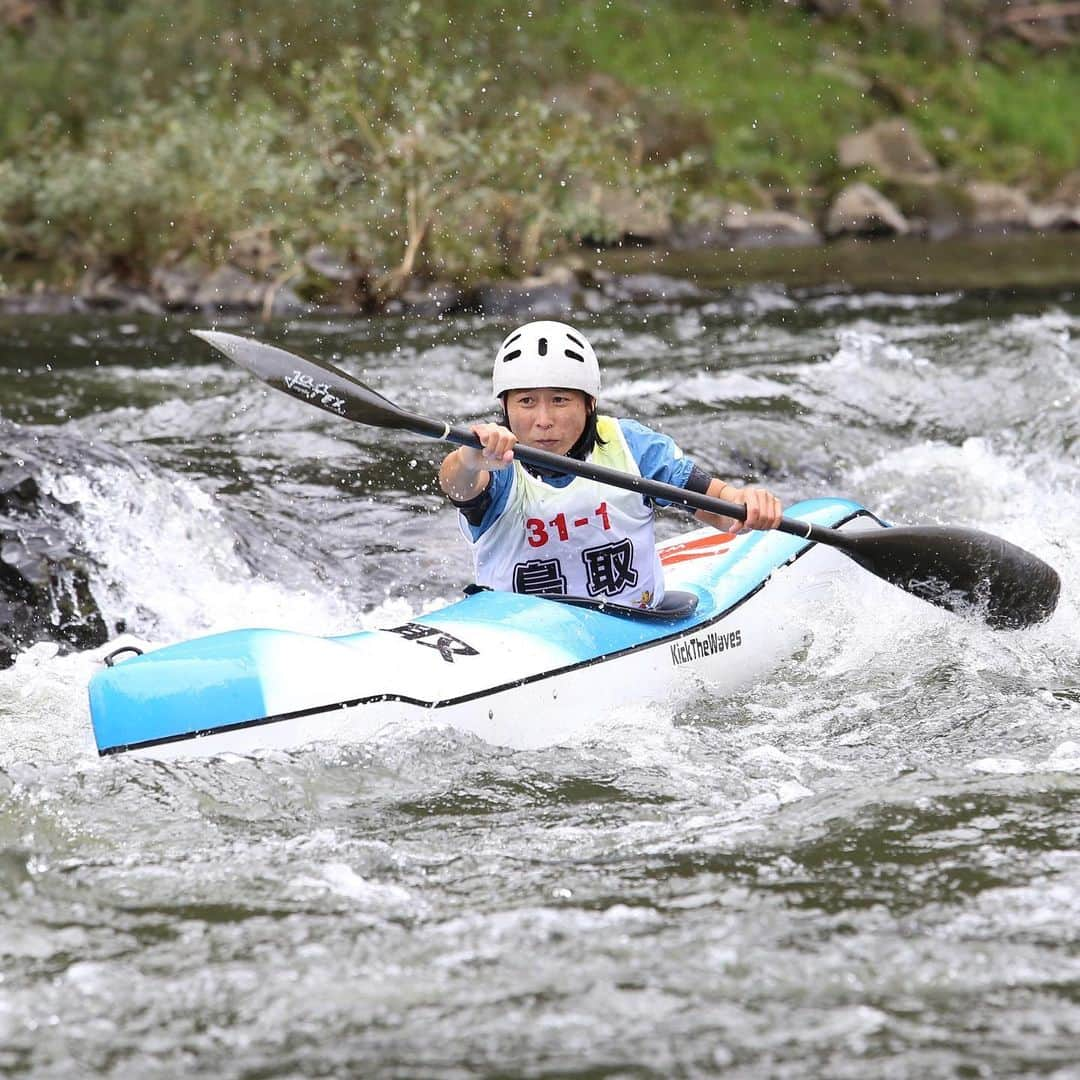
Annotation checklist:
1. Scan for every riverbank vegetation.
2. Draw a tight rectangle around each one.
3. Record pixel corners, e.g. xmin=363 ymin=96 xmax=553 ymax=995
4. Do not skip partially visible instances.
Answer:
xmin=1 ymin=0 xmax=1078 ymax=307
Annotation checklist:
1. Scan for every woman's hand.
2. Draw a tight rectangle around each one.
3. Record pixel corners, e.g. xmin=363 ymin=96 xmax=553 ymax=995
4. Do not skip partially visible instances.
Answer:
xmin=730 ymin=484 xmax=783 ymax=532
xmin=460 ymin=423 xmax=517 ymax=471
xmin=439 ymin=424 xmax=518 ymax=501
xmin=697 ymin=480 xmax=783 ymax=534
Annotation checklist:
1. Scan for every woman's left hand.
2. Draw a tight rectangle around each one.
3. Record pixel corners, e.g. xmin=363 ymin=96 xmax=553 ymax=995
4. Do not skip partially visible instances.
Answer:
xmin=699 ymin=480 xmax=783 ymax=534
xmin=734 ymin=485 xmax=783 ymax=532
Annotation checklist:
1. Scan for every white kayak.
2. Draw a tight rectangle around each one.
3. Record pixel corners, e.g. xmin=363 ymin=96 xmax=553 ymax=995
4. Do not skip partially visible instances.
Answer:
xmin=88 ymin=497 xmax=885 ymax=759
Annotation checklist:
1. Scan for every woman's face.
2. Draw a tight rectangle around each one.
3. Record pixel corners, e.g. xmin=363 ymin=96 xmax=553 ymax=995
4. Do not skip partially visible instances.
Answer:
xmin=504 ymin=388 xmax=589 ymax=456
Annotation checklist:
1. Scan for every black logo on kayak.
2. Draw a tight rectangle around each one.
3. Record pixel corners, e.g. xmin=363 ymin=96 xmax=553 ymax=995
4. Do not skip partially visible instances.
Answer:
xmin=670 ymin=629 xmax=742 ymax=666
xmin=387 ymin=622 xmax=479 ymax=663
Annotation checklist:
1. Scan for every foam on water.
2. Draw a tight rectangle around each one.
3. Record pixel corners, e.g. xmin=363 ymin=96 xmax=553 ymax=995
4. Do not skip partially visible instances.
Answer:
xmin=45 ymin=465 xmax=341 ymax=640
xmin=805 ymin=290 xmax=962 ymax=313
xmin=0 ymin=644 xmax=101 ymax=767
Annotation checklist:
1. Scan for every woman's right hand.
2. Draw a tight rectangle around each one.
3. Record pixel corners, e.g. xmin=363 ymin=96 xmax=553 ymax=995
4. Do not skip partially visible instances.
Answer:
xmin=440 ymin=424 xmax=518 ymax=502
xmin=460 ymin=423 xmax=517 ymax=471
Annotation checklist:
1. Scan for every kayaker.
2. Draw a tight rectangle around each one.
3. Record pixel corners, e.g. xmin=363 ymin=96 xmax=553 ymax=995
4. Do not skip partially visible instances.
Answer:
xmin=439 ymin=320 xmax=782 ymax=608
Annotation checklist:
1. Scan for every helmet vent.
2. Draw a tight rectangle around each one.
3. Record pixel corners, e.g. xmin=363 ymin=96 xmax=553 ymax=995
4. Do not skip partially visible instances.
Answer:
xmin=566 ymin=332 xmax=585 ymax=348
xmin=538 ymin=337 xmax=548 ymax=356
xmin=565 ymin=349 xmax=585 ymax=362
xmin=501 ymin=349 xmax=522 ymax=362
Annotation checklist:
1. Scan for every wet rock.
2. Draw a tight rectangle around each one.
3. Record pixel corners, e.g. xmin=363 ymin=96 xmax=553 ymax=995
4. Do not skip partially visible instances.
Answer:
xmin=0 ymin=628 xmax=15 ymax=668
xmin=1025 ymin=173 xmax=1080 ymax=231
xmin=885 ymin=181 xmax=973 ymax=241
xmin=0 ymin=465 xmax=40 ymax=511
xmin=0 ymin=448 xmax=108 ymax=666
xmin=77 ymin=270 xmax=162 ymax=314
xmin=150 ymin=263 xmax=204 ymax=310
xmin=964 ymin=181 xmax=1033 ymax=232
xmin=300 ymin=245 xmax=373 ymax=309
xmin=0 ymin=288 xmax=84 ymax=316
xmin=838 ymin=120 xmax=940 ymax=183
xmin=2 ymin=530 xmax=60 ymax=588
xmin=825 ymin=182 xmax=911 ymax=237
xmin=673 ymin=203 xmax=821 ymax=250
xmin=1029 ymin=203 xmax=1080 ymax=231
xmin=151 ymin=262 xmax=307 ymax=315
xmin=192 ymin=266 xmax=267 ymax=311
xmin=1052 ymin=170 xmax=1080 ymax=205
xmin=399 ymin=282 xmax=467 ymax=318
xmin=303 ymin=244 xmax=368 ymax=284
xmin=721 ymin=205 xmax=820 ymax=248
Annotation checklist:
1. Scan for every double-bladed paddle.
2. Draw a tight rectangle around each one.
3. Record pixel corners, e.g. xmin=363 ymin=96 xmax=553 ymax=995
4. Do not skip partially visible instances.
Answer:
xmin=193 ymin=329 xmax=1060 ymax=630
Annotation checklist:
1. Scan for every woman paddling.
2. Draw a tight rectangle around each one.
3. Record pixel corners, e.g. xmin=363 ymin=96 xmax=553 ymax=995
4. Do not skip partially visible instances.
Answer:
xmin=439 ymin=320 xmax=783 ymax=609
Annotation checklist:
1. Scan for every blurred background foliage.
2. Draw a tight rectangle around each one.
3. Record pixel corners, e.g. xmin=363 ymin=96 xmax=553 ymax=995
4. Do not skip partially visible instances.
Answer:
xmin=0 ymin=0 xmax=1077 ymax=292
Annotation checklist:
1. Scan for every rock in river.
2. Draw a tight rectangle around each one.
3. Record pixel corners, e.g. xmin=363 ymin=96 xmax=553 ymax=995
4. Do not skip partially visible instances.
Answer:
xmin=0 ymin=449 xmax=108 ymax=668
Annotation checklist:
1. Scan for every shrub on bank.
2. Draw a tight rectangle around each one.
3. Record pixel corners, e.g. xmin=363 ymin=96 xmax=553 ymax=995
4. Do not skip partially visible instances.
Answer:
xmin=0 ymin=29 xmax=659 ymax=301
xmin=0 ymin=101 xmax=321 ymax=274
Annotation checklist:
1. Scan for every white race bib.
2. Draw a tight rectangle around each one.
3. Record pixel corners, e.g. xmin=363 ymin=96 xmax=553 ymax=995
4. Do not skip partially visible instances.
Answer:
xmin=465 ymin=417 xmax=666 ymax=608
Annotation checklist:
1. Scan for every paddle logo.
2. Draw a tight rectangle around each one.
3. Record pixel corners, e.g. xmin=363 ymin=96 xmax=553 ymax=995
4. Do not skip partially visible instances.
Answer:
xmin=282 ymin=370 xmax=347 ymax=415
xmin=386 ymin=622 xmax=479 ymax=663
xmin=670 ymin=629 xmax=742 ymax=666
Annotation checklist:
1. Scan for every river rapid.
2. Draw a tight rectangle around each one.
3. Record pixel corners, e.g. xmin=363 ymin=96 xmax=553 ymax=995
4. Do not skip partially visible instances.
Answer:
xmin=1 ymin=282 xmax=1078 ymax=1077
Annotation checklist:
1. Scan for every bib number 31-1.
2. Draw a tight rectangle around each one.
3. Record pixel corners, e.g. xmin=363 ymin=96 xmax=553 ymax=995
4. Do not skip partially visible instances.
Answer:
xmin=525 ymin=502 xmax=611 ymax=548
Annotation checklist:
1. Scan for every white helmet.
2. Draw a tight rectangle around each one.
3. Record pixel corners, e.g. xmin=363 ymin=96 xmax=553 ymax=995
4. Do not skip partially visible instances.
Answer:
xmin=492 ymin=321 xmax=600 ymax=401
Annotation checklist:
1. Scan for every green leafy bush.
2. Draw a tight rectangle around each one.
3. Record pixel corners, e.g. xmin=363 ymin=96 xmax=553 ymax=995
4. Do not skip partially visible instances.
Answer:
xmin=299 ymin=43 xmax=648 ymax=294
xmin=0 ymin=8 xmax=656 ymax=297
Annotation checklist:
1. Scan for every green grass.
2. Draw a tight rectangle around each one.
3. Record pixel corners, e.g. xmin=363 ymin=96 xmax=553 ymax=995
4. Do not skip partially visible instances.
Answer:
xmin=909 ymin=52 xmax=1080 ymax=185
xmin=1 ymin=2 xmax=361 ymax=143
xmin=546 ymin=7 xmax=877 ymax=192
xmin=533 ymin=4 xmax=1080 ymax=198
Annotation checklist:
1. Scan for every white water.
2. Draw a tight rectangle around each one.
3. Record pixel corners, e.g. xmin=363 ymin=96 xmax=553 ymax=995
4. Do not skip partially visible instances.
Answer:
xmin=1 ymin=297 xmax=1077 ymax=1077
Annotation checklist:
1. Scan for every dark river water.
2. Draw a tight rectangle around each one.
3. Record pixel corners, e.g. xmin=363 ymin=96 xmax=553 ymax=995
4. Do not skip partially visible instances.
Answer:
xmin=1 ymin=278 xmax=1077 ymax=1077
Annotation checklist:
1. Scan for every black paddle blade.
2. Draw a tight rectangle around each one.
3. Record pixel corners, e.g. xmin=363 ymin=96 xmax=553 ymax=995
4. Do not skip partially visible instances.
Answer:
xmin=192 ymin=329 xmax=443 ymax=436
xmin=833 ymin=525 xmax=1060 ymax=629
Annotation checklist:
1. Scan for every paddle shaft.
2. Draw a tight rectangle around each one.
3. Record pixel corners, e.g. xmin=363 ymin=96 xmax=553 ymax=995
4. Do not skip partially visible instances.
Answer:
xmin=433 ymin=419 xmax=830 ymax=542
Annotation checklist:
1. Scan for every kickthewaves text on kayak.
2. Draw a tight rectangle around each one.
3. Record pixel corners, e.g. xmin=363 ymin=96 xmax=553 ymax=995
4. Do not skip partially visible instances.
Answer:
xmin=670 ymin=629 xmax=743 ymax=666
